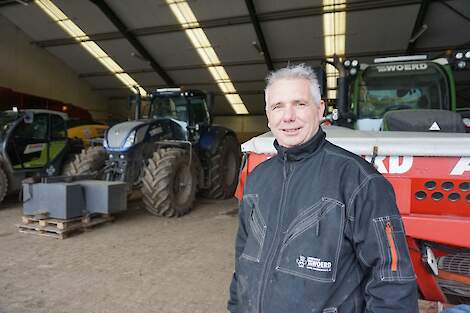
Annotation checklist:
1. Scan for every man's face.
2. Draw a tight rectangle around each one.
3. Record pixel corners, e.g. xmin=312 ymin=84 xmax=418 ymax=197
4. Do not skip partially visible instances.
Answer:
xmin=266 ymin=78 xmax=325 ymax=148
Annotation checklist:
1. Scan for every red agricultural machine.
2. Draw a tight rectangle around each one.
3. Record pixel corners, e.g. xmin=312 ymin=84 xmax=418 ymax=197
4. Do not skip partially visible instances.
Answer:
xmin=235 ymin=125 xmax=470 ymax=305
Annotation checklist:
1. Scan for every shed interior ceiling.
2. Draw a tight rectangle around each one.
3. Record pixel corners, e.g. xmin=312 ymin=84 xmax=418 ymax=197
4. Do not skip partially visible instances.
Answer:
xmin=0 ymin=0 xmax=469 ymax=116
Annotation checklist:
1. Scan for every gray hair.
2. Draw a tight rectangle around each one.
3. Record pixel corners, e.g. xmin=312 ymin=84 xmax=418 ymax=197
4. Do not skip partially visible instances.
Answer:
xmin=264 ymin=63 xmax=321 ymax=110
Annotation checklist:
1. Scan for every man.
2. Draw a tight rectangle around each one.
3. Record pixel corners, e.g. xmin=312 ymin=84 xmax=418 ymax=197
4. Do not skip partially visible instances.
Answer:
xmin=228 ymin=64 xmax=418 ymax=313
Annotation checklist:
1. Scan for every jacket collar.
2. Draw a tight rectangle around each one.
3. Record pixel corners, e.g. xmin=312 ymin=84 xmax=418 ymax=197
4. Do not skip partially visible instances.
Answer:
xmin=274 ymin=128 xmax=326 ymax=161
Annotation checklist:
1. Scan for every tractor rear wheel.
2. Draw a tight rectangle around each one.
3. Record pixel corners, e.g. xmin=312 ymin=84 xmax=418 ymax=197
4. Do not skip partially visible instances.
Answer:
xmin=62 ymin=146 xmax=106 ymax=178
xmin=141 ymin=148 xmax=197 ymax=217
xmin=203 ymin=135 xmax=240 ymax=199
xmin=0 ymin=165 xmax=8 ymax=203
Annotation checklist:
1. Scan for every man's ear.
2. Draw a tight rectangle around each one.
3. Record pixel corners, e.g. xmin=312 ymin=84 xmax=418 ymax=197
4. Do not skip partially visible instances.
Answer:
xmin=318 ymin=100 xmax=326 ymax=118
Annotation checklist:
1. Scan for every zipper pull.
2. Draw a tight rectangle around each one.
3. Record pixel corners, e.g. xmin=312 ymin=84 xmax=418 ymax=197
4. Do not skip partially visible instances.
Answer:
xmin=316 ymin=221 xmax=320 ymax=236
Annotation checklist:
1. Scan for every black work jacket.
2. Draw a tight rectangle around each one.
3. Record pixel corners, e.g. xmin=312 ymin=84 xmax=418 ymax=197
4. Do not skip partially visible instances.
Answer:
xmin=228 ymin=129 xmax=418 ymax=313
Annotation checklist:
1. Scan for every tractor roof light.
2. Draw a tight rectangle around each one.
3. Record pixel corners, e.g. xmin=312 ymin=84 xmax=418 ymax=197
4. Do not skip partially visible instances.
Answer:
xmin=451 ymin=50 xmax=470 ymax=70
xmin=374 ymin=55 xmax=427 ymax=63
xmin=344 ymin=59 xmax=359 ymax=76
xmin=457 ymin=60 xmax=467 ymax=70
xmin=157 ymin=88 xmax=181 ymax=93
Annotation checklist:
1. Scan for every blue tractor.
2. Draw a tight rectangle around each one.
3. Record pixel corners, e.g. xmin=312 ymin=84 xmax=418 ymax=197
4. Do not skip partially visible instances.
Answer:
xmin=64 ymin=88 xmax=240 ymax=217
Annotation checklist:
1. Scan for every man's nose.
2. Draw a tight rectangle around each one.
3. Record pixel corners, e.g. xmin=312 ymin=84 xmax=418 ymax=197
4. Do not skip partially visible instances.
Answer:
xmin=282 ymin=105 xmax=296 ymax=122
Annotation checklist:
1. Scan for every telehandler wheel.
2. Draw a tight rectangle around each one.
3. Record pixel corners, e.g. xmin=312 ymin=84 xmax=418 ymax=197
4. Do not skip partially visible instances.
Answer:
xmin=62 ymin=146 xmax=106 ymax=178
xmin=203 ymin=135 xmax=240 ymax=199
xmin=0 ymin=166 xmax=8 ymax=204
xmin=141 ymin=148 xmax=197 ymax=217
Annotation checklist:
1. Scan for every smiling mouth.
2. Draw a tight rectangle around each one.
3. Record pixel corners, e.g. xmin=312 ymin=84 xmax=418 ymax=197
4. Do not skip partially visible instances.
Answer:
xmin=282 ymin=127 xmax=301 ymax=133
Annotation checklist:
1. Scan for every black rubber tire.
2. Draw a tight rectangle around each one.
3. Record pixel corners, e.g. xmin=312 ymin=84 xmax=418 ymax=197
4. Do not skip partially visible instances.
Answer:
xmin=203 ymin=135 xmax=240 ymax=199
xmin=0 ymin=166 xmax=8 ymax=204
xmin=141 ymin=148 xmax=197 ymax=217
xmin=61 ymin=146 xmax=106 ymax=178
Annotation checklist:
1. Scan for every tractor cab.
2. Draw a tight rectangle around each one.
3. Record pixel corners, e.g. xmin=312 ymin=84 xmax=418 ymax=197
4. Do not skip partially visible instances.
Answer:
xmin=331 ymin=51 xmax=470 ymax=132
xmin=146 ymin=88 xmax=211 ymax=142
xmin=353 ymin=60 xmax=451 ymax=131
xmin=2 ymin=110 xmax=70 ymax=174
xmin=0 ymin=109 xmax=82 ymax=200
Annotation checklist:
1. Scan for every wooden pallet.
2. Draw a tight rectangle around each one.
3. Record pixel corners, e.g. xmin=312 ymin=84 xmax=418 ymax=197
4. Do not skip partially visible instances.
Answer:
xmin=17 ymin=214 xmax=114 ymax=239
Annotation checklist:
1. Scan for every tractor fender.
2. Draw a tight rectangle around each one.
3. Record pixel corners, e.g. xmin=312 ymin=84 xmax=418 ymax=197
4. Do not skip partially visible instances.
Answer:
xmin=198 ymin=126 xmax=237 ymax=155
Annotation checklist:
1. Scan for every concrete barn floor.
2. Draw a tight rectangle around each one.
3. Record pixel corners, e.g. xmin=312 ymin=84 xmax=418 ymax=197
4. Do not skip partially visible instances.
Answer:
xmin=0 ymin=196 xmax=239 ymax=313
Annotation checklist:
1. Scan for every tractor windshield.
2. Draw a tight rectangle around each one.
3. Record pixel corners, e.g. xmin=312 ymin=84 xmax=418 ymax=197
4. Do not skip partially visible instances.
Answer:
xmin=356 ymin=62 xmax=450 ymax=119
xmin=0 ymin=111 xmax=19 ymax=140
xmin=149 ymin=95 xmax=188 ymax=122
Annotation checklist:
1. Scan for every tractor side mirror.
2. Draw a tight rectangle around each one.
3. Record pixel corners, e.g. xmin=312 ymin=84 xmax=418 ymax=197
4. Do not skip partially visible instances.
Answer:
xmin=24 ymin=111 xmax=34 ymax=124
xmin=187 ymin=123 xmax=200 ymax=131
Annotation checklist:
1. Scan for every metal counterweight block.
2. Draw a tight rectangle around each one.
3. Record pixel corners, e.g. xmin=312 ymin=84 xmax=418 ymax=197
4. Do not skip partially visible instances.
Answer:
xmin=78 ymin=180 xmax=127 ymax=214
xmin=22 ymin=180 xmax=128 ymax=219
xmin=23 ymin=183 xmax=85 ymax=219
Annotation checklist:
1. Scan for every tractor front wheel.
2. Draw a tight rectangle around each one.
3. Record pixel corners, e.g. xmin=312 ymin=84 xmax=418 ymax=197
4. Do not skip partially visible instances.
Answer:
xmin=62 ymin=146 xmax=106 ymax=178
xmin=141 ymin=148 xmax=197 ymax=217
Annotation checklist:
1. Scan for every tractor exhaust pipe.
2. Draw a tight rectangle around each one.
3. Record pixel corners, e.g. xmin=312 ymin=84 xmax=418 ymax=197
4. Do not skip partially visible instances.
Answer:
xmin=133 ymin=86 xmax=141 ymax=120
xmin=330 ymin=54 xmax=348 ymax=119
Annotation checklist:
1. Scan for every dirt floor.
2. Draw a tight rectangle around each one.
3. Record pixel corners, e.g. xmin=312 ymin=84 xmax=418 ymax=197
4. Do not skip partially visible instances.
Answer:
xmin=0 ymin=195 xmax=448 ymax=313
xmin=0 ymin=196 xmax=239 ymax=313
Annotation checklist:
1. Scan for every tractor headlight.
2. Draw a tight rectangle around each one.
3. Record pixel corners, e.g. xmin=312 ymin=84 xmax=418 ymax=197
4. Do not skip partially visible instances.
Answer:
xmin=122 ymin=130 xmax=136 ymax=149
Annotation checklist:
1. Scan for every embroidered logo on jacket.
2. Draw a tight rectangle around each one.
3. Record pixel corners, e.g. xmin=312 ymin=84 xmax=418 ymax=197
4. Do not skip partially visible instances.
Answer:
xmin=296 ymin=255 xmax=332 ymax=272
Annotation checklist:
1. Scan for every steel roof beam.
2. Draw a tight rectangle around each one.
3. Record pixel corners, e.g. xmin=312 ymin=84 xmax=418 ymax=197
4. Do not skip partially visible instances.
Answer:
xmin=89 ymin=0 xmax=176 ymax=86
xmin=244 ymin=0 xmax=274 ymax=71
xmin=438 ymin=1 xmax=470 ymax=23
xmin=0 ymin=0 xmax=33 ymax=7
xmin=92 ymin=79 xmax=265 ymax=92
xmin=79 ymin=44 xmax=466 ymax=78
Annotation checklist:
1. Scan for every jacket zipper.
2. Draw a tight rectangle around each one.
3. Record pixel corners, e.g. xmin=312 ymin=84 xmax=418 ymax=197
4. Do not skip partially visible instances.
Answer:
xmin=282 ymin=202 xmax=336 ymax=247
xmin=258 ymin=153 xmax=290 ymax=313
xmin=385 ymin=222 xmax=398 ymax=272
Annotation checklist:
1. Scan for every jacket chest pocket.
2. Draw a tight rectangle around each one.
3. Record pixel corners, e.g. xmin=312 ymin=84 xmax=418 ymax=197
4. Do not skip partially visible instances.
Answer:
xmin=275 ymin=197 xmax=345 ymax=282
xmin=241 ymin=194 xmax=267 ymax=263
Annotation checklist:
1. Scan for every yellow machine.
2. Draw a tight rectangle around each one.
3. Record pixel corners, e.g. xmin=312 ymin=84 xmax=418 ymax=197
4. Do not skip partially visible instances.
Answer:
xmin=67 ymin=120 xmax=108 ymax=147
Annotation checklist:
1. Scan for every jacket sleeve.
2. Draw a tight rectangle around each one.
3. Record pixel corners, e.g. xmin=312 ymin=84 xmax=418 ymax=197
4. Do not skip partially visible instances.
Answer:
xmin=350 ymin=175 xmax=418 ymax=313
xmin=227 ymin=193 xmax=249 ymax=313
